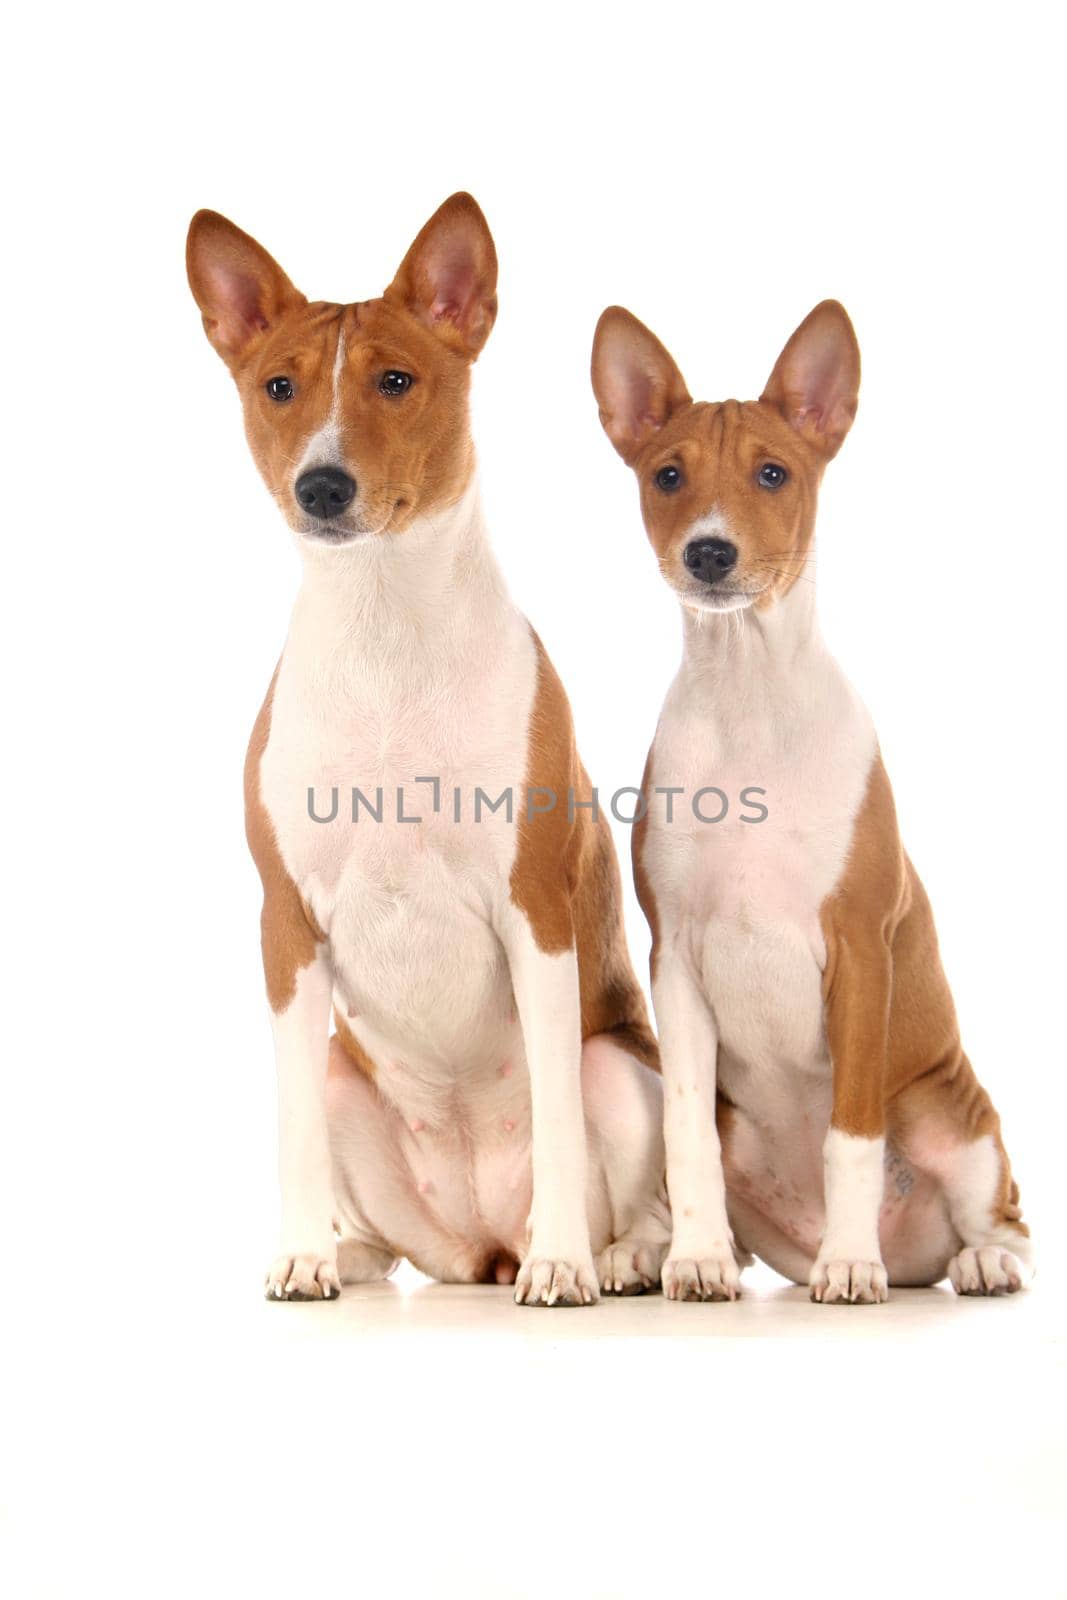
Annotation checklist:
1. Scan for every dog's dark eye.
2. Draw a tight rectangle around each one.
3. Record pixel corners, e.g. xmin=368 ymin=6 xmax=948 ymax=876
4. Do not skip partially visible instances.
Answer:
xmin=265 ymin=376 xmax=294 ymax=402
xmin=379 ymin=370 xmax=413 ymax=397
xmin=757 ymin=462 xmax=788 ymax=490
xmin=655 ymin=465 xmax=683 ymax=493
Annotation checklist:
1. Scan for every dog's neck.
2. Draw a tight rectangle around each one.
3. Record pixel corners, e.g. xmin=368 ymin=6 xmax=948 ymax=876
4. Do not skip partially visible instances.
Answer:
xmin=676 ymin=545 xmax=829 ymax=714
xmin=289 ymin=474 xmax=511 ymax=673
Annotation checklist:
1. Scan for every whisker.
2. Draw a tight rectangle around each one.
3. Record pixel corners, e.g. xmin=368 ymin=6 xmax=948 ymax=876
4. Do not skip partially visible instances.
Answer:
xmin=754 ymin=560 xmax=817 ymax=586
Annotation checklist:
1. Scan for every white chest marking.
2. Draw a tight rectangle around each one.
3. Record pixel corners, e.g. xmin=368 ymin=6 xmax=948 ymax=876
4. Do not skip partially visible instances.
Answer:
xmin=645 ymin=571 xmax=876 ymax=1087
xmin=261 ymin=483 xmax=540 ymax=1104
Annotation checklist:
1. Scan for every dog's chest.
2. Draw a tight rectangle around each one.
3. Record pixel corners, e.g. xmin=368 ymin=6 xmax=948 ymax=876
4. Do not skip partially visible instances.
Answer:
xmin=646 ymin=662 xmax=876 ymax=1073
xmin=260 ymin=623 xmax=537 ymax=1063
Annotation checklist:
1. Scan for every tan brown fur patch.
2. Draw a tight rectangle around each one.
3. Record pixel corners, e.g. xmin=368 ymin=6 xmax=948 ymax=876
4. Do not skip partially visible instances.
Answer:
xmin=822 ymin=753 xmax=1026 ymax=1234
xmin=331 ymin=1011 xmax=378 ymax=1081
xmin=510 ymin=633 xmax=659 ymax=1070
xmin=244 ymin=671 xmax=325 ymax=1013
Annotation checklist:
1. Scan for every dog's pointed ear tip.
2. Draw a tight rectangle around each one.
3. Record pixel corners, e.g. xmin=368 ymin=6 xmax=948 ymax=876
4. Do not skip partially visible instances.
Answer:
xmin=186 ymin=210 xmax=247 ymax=267
xmin=187 ymin=208 xmax=230 ymax=239
xmin=435 ymin=191 xmax=493 ymax=230
xmin=597 ymin=305 xmax=641 ymax=333
xmin=592 ymin=307 xmax=649 ymax=364
xmin=186 ymin=211 xmax=211 ymax=256
xmin=808 ymin=299 xmax=859 ymax=339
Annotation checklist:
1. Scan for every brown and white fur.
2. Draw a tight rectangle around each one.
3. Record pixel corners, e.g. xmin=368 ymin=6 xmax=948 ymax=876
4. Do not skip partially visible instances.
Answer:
xmin=592 ymin=300 xmax=1032 ymax=1303
xmin=187 ymin=195 xmax=669 ymax=1305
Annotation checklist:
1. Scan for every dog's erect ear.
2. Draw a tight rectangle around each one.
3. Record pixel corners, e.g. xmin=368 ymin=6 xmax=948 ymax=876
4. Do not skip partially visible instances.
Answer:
xmin=761 ymin=301 xmax=860 ymax=459
xmin=383 ymin=193 xmax=498 ymax=359
xmin=591 ymin=307 xmax=692 ymax=466
xmin=186 ymin=211 xmax=306 ymax=368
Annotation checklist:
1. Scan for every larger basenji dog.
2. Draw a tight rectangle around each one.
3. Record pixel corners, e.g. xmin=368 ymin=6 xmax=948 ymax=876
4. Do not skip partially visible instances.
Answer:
xmin=591 ymin=300 xmax=1032 ymax=1302
xmin=187 ymin=196 xmax=669 ymax=1305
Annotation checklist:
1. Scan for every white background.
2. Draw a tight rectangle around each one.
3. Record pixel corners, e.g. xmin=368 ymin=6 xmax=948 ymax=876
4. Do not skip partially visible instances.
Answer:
xmin=4 ymin=3 xmax=1065 ymax=1597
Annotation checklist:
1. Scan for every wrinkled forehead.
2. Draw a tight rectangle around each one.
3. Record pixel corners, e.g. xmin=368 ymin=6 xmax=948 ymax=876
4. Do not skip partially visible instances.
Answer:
xmin=642 ymin=399 xmax=807 ymax=473
xmin=251 ymin=297 xmax=450 ymax=385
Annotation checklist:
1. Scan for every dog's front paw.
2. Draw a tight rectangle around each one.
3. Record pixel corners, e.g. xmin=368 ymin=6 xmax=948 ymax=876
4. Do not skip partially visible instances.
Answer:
xmin=596 ymin=1240 xmax=667 ymax=1295
xmin=810 ymin=1257 xmax=888 ymax=1304
xmin=265 ymin=1248 xmax=341 ymax=1302
xmin=515 ymin=1253 xmax=599 ymax=1306
xmin=662 ymin=1248 xmax=741 ymax=1302
xmin=948 ymin=1246 xmax=1028 ymax=1296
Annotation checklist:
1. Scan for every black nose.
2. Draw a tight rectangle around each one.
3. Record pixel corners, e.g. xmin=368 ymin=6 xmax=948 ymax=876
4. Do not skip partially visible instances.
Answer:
xmin=294 ymin=467 xmax=356 ymax=520
xmin=683 ymin=537 xmax=738 ymax=585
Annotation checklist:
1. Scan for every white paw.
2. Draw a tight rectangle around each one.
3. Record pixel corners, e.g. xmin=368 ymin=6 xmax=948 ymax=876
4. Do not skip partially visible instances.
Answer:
xmin=662 ymin=1248 xmax=741 ymax=1302
xmin=265 ymin=1249 xmax=341 ymax=1302
xmin=596 ymin=1240 xmax=667 ymax=1295
xmin=810 ymin=1258 xmax=888 ymax=1304
xmin=514 ymin=1255 xmax=599 ymax=1307
xmin=948 ymin=1246 xmax=1028 ymax=1296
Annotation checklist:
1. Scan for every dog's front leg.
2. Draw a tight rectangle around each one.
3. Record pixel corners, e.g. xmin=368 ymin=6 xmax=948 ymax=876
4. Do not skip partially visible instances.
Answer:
xmin=264 ymin=945 xmax=340 ymax=1302
xmin=810 ymin=928 xmax=890 ymax=1304
xmin=504 ymin=915 xmax=598 ymax=1306
xmin=653 ymin=952 xmax=741 ymax=1301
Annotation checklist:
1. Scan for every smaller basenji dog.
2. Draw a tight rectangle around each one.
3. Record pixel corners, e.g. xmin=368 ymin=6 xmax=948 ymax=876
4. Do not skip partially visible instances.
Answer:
xmin=187 ymin=195 xmax=669 ymax=1305
xmin=591 ymin=300 xmax=1033 ymax=1302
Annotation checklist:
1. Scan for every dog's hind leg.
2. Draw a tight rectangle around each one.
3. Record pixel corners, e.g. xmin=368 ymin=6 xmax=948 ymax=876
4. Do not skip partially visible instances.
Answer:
xmin=324 ymin=1038 xmax=420 ymax=1287
xmin=336 ymin=1238 xmax=399 ymax=1284
xmin=581 ymin=1034 xmax=671 ymax=1295
xmin=890 ymin=1063 xmax=1033 ymax=1294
